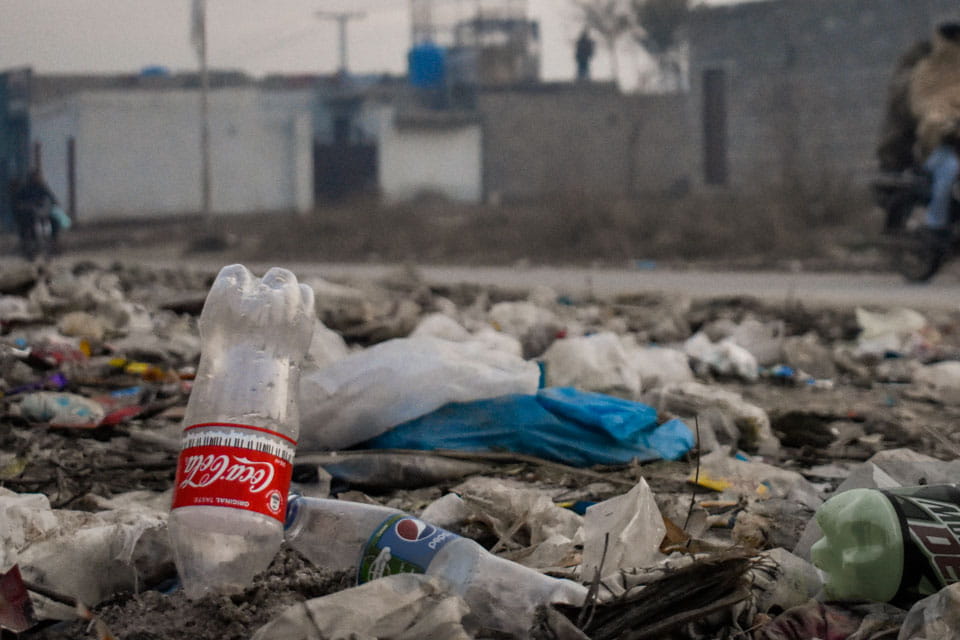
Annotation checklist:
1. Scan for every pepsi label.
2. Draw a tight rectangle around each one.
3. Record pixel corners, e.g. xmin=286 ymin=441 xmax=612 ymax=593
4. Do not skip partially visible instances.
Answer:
xmin=358 ymin=514 xmax=460 ymax=583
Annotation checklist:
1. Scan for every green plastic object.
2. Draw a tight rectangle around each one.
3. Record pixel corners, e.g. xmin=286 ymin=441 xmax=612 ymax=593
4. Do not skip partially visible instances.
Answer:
xmin=810 ymin=488 xmax=904 ymax=602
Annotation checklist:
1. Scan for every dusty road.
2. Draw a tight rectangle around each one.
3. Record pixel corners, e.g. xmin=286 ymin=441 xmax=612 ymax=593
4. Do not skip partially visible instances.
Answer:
xmin=290 ymin=263 xmax=960 ymax=310
xmin=5 ymin=254 xmax=960 ymax=311
xmin=4 ymin=238 xmax=960 ymax=310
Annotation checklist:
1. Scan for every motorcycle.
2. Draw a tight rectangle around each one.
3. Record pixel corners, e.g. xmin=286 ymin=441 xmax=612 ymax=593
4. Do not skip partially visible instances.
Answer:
xmin=872 ymin=168 xmax=960 ymax=282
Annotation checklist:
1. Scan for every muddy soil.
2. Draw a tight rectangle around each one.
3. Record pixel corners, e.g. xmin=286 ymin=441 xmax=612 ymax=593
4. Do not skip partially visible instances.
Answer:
xmin=29 ymin=551 xmax=352 ymax=640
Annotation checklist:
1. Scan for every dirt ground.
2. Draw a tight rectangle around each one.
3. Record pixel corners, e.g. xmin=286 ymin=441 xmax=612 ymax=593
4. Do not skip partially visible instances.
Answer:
xmin=4 ymin=189 xmax=885 ymax=271
xmin=9 ymin=360 xmax=960 ymax=639
xmin=2 ymin=203 xmax=960 ymax=639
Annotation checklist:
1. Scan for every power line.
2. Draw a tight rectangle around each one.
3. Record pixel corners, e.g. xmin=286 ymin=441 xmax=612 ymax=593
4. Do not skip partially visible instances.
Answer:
xmin=219 ymin=25 xmax=323 ymax=65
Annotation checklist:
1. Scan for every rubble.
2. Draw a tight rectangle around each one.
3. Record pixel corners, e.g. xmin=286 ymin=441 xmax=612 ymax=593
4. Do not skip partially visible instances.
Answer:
xmin=2 ymin=258 xmax=960 ymax=639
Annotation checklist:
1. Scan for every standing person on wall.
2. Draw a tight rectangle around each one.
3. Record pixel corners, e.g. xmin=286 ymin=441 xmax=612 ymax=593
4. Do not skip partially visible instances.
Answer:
xmin=575 ymin=28 xmax=595 ymax=81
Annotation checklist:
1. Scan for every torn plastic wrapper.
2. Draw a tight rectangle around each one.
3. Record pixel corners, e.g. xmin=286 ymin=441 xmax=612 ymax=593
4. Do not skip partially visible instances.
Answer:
xmin=0 ymin=488 xmax=172 ymax=620
xmin=251 ymin=574 xmax=472 ymax=640
xmin=4 ymin=372 xmax=69 ymax=397
xmin=91 ymin=386 xmax=149 ymax=426
xmin=19 ymin=392 xmax=106 ymax=428
xmin=293 ymin=451 xmax=489 ymax=490
xmin=688 ymin=448 xmax=823 ymax=508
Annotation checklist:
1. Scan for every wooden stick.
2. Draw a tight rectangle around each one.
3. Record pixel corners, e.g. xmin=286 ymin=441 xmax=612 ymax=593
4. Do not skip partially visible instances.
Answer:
xmin=296 ymin=448 xmax=637 ymax=488
xmin=22 ymin=580 xmax=77 ymax=607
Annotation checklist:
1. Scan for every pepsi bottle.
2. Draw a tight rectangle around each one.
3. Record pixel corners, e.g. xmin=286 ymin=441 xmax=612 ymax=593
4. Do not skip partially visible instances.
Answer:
xmin=283 ymin=495 xmax=586 ymax=637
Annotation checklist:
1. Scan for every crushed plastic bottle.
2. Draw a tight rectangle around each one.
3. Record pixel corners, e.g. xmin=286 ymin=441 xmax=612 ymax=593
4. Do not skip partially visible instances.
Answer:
xmin=283 ymin=495 xmax=587 ymax=637
xmin=810 ymin=484 xmax=960 ymax=605
xmin=168 ymin=264 xmax=315 ymax=599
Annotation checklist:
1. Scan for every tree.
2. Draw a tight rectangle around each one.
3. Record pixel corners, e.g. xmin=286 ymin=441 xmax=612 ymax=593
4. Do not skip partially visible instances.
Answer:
xmin=572 ymin=0 xmax=633 ymax=83
xmin=630 ymin=0 xmax=692 ymax=91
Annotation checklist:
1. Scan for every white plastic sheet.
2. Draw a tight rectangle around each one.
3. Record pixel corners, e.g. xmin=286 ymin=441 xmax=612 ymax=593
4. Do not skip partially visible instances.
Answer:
xmin=580 ymin=479 xmax=665 ymax=581
xmin=299 ymin=336 xmax=540 ymax=450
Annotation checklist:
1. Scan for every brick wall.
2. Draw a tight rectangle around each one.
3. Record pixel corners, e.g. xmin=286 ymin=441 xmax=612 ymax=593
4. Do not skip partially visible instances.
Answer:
xmin=477 ymin=83 xmax=691 ymax=201
xmin=687 ymin=0 xmax=960 ymax=191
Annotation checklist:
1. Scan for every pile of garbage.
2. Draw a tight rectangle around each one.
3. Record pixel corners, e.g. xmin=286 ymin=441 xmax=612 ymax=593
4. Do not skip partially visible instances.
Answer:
xmin=2 ymin=259 xmax=960 ymax=639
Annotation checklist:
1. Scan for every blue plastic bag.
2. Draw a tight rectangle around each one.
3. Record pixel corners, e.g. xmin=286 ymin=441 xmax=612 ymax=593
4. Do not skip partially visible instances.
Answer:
xmin=363 ymin=387 xmax=694 ymax=467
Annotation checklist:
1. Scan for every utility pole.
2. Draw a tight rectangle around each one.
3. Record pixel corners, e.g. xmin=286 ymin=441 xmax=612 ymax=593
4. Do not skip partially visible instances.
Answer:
xmin=315 ymin=10 xmax=366 ymax=75
xmin=191 ymin=0 xmax=212 ymax=222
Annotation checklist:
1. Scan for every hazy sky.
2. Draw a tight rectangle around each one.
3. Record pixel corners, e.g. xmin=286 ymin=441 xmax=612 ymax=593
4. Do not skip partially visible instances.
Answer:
xmin=0 ymin=0 xmax=752 ymax=88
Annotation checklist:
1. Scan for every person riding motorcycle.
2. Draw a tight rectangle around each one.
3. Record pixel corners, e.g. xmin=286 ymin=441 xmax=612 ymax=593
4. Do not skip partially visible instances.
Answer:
xmin=876 ymin=39 xmax=931 ymax=176
xmin=877 ymin=22 xmax=960 ymax=252
xmin=10 ymin=168 xmax=61 ymax=260
xmin=908 ymin=21 xmax=960 ymax=254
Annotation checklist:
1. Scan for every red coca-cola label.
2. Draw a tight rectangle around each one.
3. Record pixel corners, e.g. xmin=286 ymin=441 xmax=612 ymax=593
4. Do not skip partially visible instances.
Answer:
xmin=171 ymin=423 xmax=296 ymax=522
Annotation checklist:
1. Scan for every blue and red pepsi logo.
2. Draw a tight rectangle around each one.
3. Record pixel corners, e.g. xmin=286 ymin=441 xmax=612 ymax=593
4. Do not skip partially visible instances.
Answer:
xmin=395 ymin=518 xmax=436 ymax=542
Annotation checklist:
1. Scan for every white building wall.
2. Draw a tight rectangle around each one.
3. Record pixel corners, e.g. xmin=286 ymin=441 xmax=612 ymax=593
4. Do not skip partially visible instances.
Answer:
xmin=376 ymin=107 xmax=483 ymax=204
xmin=32 ymin=88 xmax=313 ymax=221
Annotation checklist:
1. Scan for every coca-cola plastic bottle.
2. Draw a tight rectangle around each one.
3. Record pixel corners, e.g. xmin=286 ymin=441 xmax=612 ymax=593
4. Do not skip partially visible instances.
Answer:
xmin=169 ymin=264 xmax=314 ymax=598
xmin=283 ymin=495 xmax=587 ymax=636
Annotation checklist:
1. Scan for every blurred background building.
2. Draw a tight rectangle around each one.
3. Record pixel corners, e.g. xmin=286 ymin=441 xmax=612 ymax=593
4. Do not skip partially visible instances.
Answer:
xmin=1 ymin=0 xmax=959 ymax=226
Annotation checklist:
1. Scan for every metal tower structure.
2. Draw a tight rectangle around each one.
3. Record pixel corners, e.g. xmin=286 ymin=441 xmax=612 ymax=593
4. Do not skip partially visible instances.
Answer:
xmin=410 ymin=0 xmax=434 ymax=45
xmin=408 ymin=0 xmax=539 ymax=86
xmin=410 ymin=0 xmax=529 ymax=46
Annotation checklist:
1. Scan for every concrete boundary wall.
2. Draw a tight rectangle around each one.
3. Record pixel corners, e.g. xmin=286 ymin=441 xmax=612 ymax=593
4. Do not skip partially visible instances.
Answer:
xmin=477 ymin=85 xmax=691 ymax=202
xmin=32 ymin=88 xmax=313 ymax=221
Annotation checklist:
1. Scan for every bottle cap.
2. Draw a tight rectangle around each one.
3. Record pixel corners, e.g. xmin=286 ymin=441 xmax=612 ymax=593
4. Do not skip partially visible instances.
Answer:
xmin=810 ymin=488 xmax=904 ymax=601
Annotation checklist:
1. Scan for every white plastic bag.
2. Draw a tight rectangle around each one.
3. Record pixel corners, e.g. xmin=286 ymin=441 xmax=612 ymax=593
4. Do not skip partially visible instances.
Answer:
xmin=622 ymin=338 xmax=693 ymax=388
xmin=652 ymin=381 xmax=780 ymax=454
xmin=854 ymin=307 xmax=929 ymax=358
xmin=912 ymin=360 xmax=960 ymax=405
xmin=488 ymin=301 xmax=559 ymax=338
xmin=299 ymin=336 xmax=541 ymax=450
xmin=540 ymin=332 xmax=641 ymax=398
xmin=412 ymin=313 xmax=524 ymax=357
xmin=684 ymin=332 xmax=759 ymax=381
xmin=411 ymin=313 xmax=473 ymax=342
xmin=728 ymin=318 xmax=785 ymax=367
